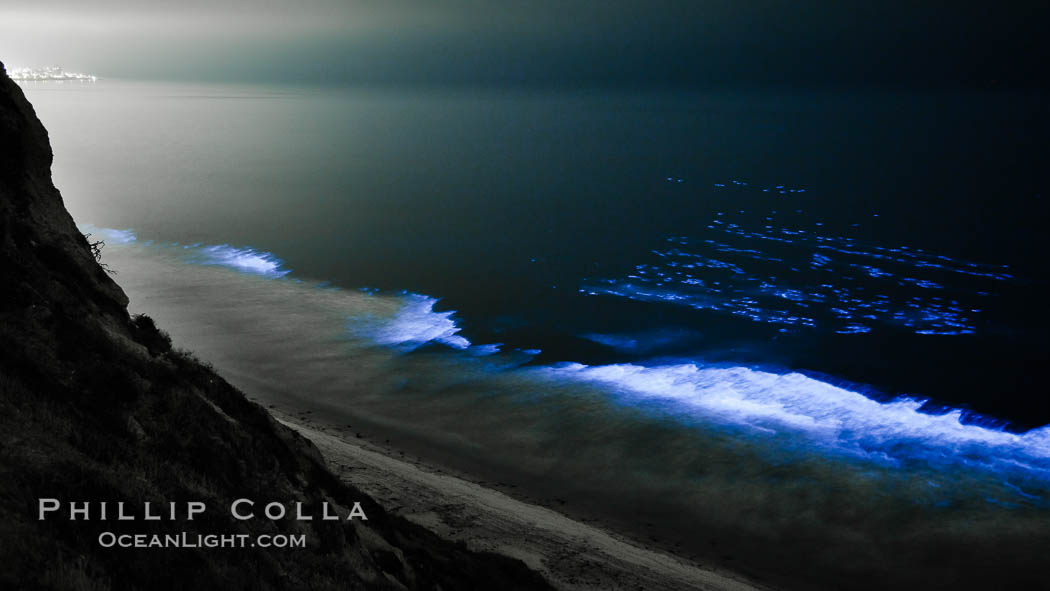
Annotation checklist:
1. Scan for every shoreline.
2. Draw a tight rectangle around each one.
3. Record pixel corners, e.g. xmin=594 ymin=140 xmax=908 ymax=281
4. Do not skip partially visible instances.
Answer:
xmin=271 ymin=407 xmax=770 ymax=591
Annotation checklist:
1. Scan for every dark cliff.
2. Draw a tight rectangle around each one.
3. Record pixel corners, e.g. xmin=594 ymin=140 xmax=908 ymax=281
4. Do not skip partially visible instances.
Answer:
xmin=0 ymin=62 xmax=551 ymax=591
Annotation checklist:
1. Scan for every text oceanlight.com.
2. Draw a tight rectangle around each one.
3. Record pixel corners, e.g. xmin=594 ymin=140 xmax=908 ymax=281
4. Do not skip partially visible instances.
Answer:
xmin=98 ymin=532 xmax=306 ymax=549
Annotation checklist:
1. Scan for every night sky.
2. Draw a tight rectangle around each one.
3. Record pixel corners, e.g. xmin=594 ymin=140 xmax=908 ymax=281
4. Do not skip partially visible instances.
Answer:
xmin=2 ymin=1 xmax=1047 ymax=89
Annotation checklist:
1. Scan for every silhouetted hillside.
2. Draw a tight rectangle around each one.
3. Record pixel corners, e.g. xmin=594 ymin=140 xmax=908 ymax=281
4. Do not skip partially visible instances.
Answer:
xmin=0 ymin=60 xmax=552 ymax=591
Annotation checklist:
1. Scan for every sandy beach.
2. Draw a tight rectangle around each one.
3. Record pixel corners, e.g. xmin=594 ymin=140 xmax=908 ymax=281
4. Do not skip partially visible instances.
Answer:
xmin=273 ymin=410 xmax=770 ymax=591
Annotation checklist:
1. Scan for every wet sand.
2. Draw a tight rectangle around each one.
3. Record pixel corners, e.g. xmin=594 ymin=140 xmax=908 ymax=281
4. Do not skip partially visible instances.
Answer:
xmin=274 ymin=411 xmax=769 ymax=591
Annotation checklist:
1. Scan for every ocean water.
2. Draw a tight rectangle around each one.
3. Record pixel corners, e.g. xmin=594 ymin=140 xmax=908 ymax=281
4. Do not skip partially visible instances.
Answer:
xmin=23 ymin=80 xmax=1050 ymax=587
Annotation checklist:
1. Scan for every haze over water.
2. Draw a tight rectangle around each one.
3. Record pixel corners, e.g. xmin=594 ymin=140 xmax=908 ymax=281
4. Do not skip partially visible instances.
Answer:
xmin=21 ymin=79 xmax=1050 ymax=588
xmin=29 ymin=80 xmax=1049 ymax=421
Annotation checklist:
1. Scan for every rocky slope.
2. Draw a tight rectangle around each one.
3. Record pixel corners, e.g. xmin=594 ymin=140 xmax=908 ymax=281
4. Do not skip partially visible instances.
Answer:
xmin=0 ymin=61 xmax=552 ymax=591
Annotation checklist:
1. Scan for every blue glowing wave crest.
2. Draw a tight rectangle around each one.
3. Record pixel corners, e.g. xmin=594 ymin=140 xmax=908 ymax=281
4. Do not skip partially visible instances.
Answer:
xmin=86 ymin=224 xmax=1050 ymax=500
xmin=365 ymin=293 xmax=472 ymax=352
xmin=82 ymin=226 xmax=290 ymax=278
xmin=541 ymin=362 xmax=1050 ymax=486
xmin=192 ymin=244 xmax=290 ymax=278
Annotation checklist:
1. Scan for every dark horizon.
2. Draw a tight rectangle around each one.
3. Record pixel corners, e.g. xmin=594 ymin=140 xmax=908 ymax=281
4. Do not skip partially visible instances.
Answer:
xmin=2 ymin=1 xmax=1048 ymax=90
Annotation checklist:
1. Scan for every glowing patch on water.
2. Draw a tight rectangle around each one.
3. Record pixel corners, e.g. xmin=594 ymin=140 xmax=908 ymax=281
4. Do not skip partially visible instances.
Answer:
xmin=193 ymin=245 xmax=290 ymax=278
xmin=370 ymin=293 xmax=472 ymax=352
xmin=102 ymin=228 xmax=136 ymax=244
xmin=584 ymin=333 xmax=640 ymax=350
xmin=82 ymin=226 xmax=288 ymax=278
xmin=80 ymin=225 xmax=137 ymax=244
xmin=87 ymin=227 xmax=493 ymax=356
xmin=87 ymin=223 xmax=1050 ymax=510
xmin=580 ymin=192 xmax=1026 ymax=336
xmin=470 ymin=343 xmax=503 ymax=356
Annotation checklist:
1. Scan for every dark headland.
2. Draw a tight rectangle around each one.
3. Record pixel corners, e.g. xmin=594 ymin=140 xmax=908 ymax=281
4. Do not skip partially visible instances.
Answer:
xmin=0 ymin=60 xmax=553 ymax=590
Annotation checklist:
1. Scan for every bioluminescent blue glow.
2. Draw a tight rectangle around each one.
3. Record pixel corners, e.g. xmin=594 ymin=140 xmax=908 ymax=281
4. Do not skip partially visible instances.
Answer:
xmin=90 ymin=225 xmax=1050 ymax=506
xmin=193 ymin=245 xmax=290 ymax=278
xmin=348 ymin=293 xmax=510 ymax=355
xmin=580 ymin=182 xmax=1024 ymax=336
xmin=470 ymin=343 xmax=504 ymax=356
xmin=365 ymin=293 xmax=472 ymax=352
xmin=88 ymin=227 xmax=513 ymax=355
xmin=543 ymin=362 xmax=1050 ymax=486
xmin=82 ymin=226 xmax=291 ymax=278
xmin=83 ymin=225 xmax=136 ymax=245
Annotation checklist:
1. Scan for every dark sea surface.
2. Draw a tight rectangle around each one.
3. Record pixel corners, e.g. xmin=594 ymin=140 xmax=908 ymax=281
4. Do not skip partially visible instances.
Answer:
xmin=21 ymin=80 xmax=1050 ymax=587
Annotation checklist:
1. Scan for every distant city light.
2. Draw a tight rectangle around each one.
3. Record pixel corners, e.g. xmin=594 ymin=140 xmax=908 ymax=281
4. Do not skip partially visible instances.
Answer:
xmin=7 ymin=65 xmax=97 ymax=82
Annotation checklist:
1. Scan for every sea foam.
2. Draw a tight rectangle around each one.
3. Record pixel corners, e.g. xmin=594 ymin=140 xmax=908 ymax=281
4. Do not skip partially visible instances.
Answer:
xmin=88 ymin=225 xmax=1050 ymax=489
xmin=544 ymin=362 xmax=1050 ymax=482
xmin=365 ymin=293 xmax=471 ymax=352
xmin=193 ymin=244 xmax=290 ymax=278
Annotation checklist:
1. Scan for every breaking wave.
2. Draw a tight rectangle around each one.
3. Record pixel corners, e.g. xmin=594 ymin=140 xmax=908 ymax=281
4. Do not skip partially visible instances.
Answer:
xmin=364 ymin=293 xmax=472 ymax=352
xmin=542 ymin=362 xmax=1050 ymax=484
xmin=191 ymin=244 xmax=290 ymax=278
xmin=87 ymin=225 xmax=1050 ymax=496
xmin=83 ymin=225 xmax=289 ymax=278
xmin=83 ymin=225 xmax=495 ymax=354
